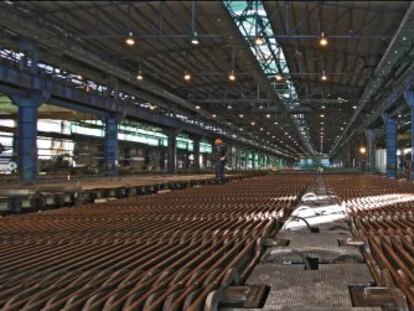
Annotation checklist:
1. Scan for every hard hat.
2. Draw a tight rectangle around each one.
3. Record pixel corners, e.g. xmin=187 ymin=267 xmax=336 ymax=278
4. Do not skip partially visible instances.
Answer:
xmin=214 ymin=138 xmax=222 ymax=145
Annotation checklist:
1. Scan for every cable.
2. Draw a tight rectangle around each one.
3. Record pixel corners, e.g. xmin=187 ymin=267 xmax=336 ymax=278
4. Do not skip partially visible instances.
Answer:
xmin=287 ymin=215 xmax=320 ymax=233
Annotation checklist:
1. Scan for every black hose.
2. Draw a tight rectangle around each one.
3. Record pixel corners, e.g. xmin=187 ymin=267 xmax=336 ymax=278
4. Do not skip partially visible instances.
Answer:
xmin=287 ymin=215 xmax=320 ymax=233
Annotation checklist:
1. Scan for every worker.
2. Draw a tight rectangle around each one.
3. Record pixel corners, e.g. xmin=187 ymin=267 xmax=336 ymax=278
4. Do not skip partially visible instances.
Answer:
xmin=214 ymin=138 xmax=228 ymax=184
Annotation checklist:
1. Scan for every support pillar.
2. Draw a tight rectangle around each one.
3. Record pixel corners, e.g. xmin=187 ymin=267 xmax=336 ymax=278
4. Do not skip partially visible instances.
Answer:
xmin=192 ymin=136 xmax=201 ymax=172
xmin=404 ymin=90 xmax=414 ymax=180
xmin=12 ymin=91 xmax=48 ymax=183
xmin=364 ymin=129 xmax=375 ymax=172
xmin=167 ymin=128 xmax=178 ymax=174
xmin=104 ymin=117 xmax=119 ymax=175
xmin=382 ymin=113 xmax=397 ymax=178
xmin=251 ymin=151 xmax=256 ymax=170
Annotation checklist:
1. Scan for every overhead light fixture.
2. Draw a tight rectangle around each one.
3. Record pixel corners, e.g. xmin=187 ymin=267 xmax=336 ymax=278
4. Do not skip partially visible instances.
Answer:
xmin=266 ymin=114 xmax=271 ymax=118
xmin=254 ymin=35 xmax=265 ymax=46
xmin=319 ymin=32 xmax=328 ymax=46
xmin=228 ymin=70 xmax=236 ymax=81
xmin=184 ymin=72 xmax=191 ymax=81
xmin=136 ymin=71 xmax=144 ymax=81
xmin=239 ymin=114 xmax=244 ymax=118
xmin=251 ymin=121 xmax=256 ymax=126
xmin=359 ymin=146 xmax=367 ymax=155
xmin=195 ymin=105 xmax=200 ymax=110
xmin=275 ymin=74 xmax=283 ymax=81
xmin=352 ymin=105 xmax=357 ymax=109
xmin=259 ymin=105 xmax=263 ymax=109
xmin=227 ymin=105 xmax=232 ymax=109
xmin=191 ymin=32 xmax=200 ymax=45
xmin=321 ymin=71 xmax=327 ymax=81
xmin=212 ymin=114 xmax=217 ymax=118
xmin=125 ymin=32 xmax=135 ymax=46
xmin=320 ymin=114 xmax=325 ymax=118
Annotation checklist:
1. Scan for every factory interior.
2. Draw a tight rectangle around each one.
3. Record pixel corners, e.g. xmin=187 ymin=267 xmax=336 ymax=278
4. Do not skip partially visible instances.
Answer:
xmin=1 ymin=1 xmax=414 ymax=310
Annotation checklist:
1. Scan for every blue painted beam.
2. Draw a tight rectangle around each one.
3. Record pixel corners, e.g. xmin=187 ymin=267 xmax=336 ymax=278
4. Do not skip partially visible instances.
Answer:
xmin=382 ymin=113 xmax=397 ymax=178
xmin=104 ymin=117 xmax=119 ymax=175
xmin=0 ymin=62 xmax=288 ymax=159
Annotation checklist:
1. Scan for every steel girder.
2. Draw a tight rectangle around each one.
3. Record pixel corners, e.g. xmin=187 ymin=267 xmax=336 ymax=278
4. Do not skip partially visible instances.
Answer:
xmin=0 ymin=61 xmax=291 ymax=159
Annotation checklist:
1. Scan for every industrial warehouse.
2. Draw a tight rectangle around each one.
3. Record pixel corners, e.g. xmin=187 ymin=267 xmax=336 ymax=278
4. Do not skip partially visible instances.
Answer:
xmin=0 ymin=1 xmax=414 ymax=310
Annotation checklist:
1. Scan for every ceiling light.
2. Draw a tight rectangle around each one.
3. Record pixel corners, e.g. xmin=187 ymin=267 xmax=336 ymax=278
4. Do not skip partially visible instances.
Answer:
xmin=125 ymin=32 xmax=135 ymax=46
xmin=320 ymin=114 xmax=325 ymax=118
xmin=239 ymin=114 xmax=244 ymax=118
xmin=260 ymin=127 xmax=264 ymax=131
xmin=321 ymin=105 xmax=325 ymax=109
xmin=359 ymin=146 xmax=367 ymax=155
xmin=212 ymin=114 xmax=217 ymax=118
xmin=227 ymin=105 xmax=232 ymax=109
xmin=259 ymin=105 xmax=263 ymax=109
xmin=251 ymin=121 xmax=255 ymax=126
xmin=195 ymin=105 xmax=200 ymax=110
xmin=228 ymin=70 xmax=236 ymax=81
xmin=352 ymin=105 xmax=357 ymax=109
xmin=275 ymin=74 xmax=283 ymax=81
xmin=266 ymin=114 xmax=271 ymax=118
xmin=319 ymin=32 xmax=328 ymax=46
xmin=274 ymin=121 xmax=278 ymax=125
xmin=184 ymin=72 xmax=191 ymax=81
xmin=321 ymin=71 xmax=327 ymax=81
xmin=136 ymin=71 xmax=144 ymax=81
xmin=255 ymin=36 xmax=265 ymax=46
xmin=191 ymin=32 xmax=199 ymax=45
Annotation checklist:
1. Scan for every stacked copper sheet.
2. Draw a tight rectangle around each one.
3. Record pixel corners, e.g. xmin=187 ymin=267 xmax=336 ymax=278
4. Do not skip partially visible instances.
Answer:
xmin=326 ymin=175 xmax=414 ymax=309
xmin=0 ymin=175 xmax=310 ymax=310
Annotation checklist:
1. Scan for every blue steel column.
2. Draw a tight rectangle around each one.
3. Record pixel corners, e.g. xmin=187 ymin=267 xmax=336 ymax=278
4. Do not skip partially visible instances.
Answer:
xmin=382 ymin=113 xmax=397 ymax=178
xmin=13 ymin=94 xmax=45 ymax=183
xmin=167 ymin=128 xmax=178 ymax=174
xmin=104 ymin=117 xmax=119 ymax=175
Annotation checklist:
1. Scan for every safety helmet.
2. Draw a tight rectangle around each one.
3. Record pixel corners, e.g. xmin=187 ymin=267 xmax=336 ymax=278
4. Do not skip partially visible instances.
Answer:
xmin=214 ymin=138 xmax=222 ymax=145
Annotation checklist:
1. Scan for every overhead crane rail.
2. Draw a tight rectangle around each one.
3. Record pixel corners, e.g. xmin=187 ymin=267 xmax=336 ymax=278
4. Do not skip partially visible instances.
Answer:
xmin=0 ymin=175 xmax=311 ymax=310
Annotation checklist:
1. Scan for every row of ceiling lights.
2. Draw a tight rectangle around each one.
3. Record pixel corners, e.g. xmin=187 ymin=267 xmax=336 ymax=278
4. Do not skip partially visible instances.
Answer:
xmin=126 ymin=30 xmax=330 ymax=156
xmin=126 ymin=32 xmax=238 ymax=82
